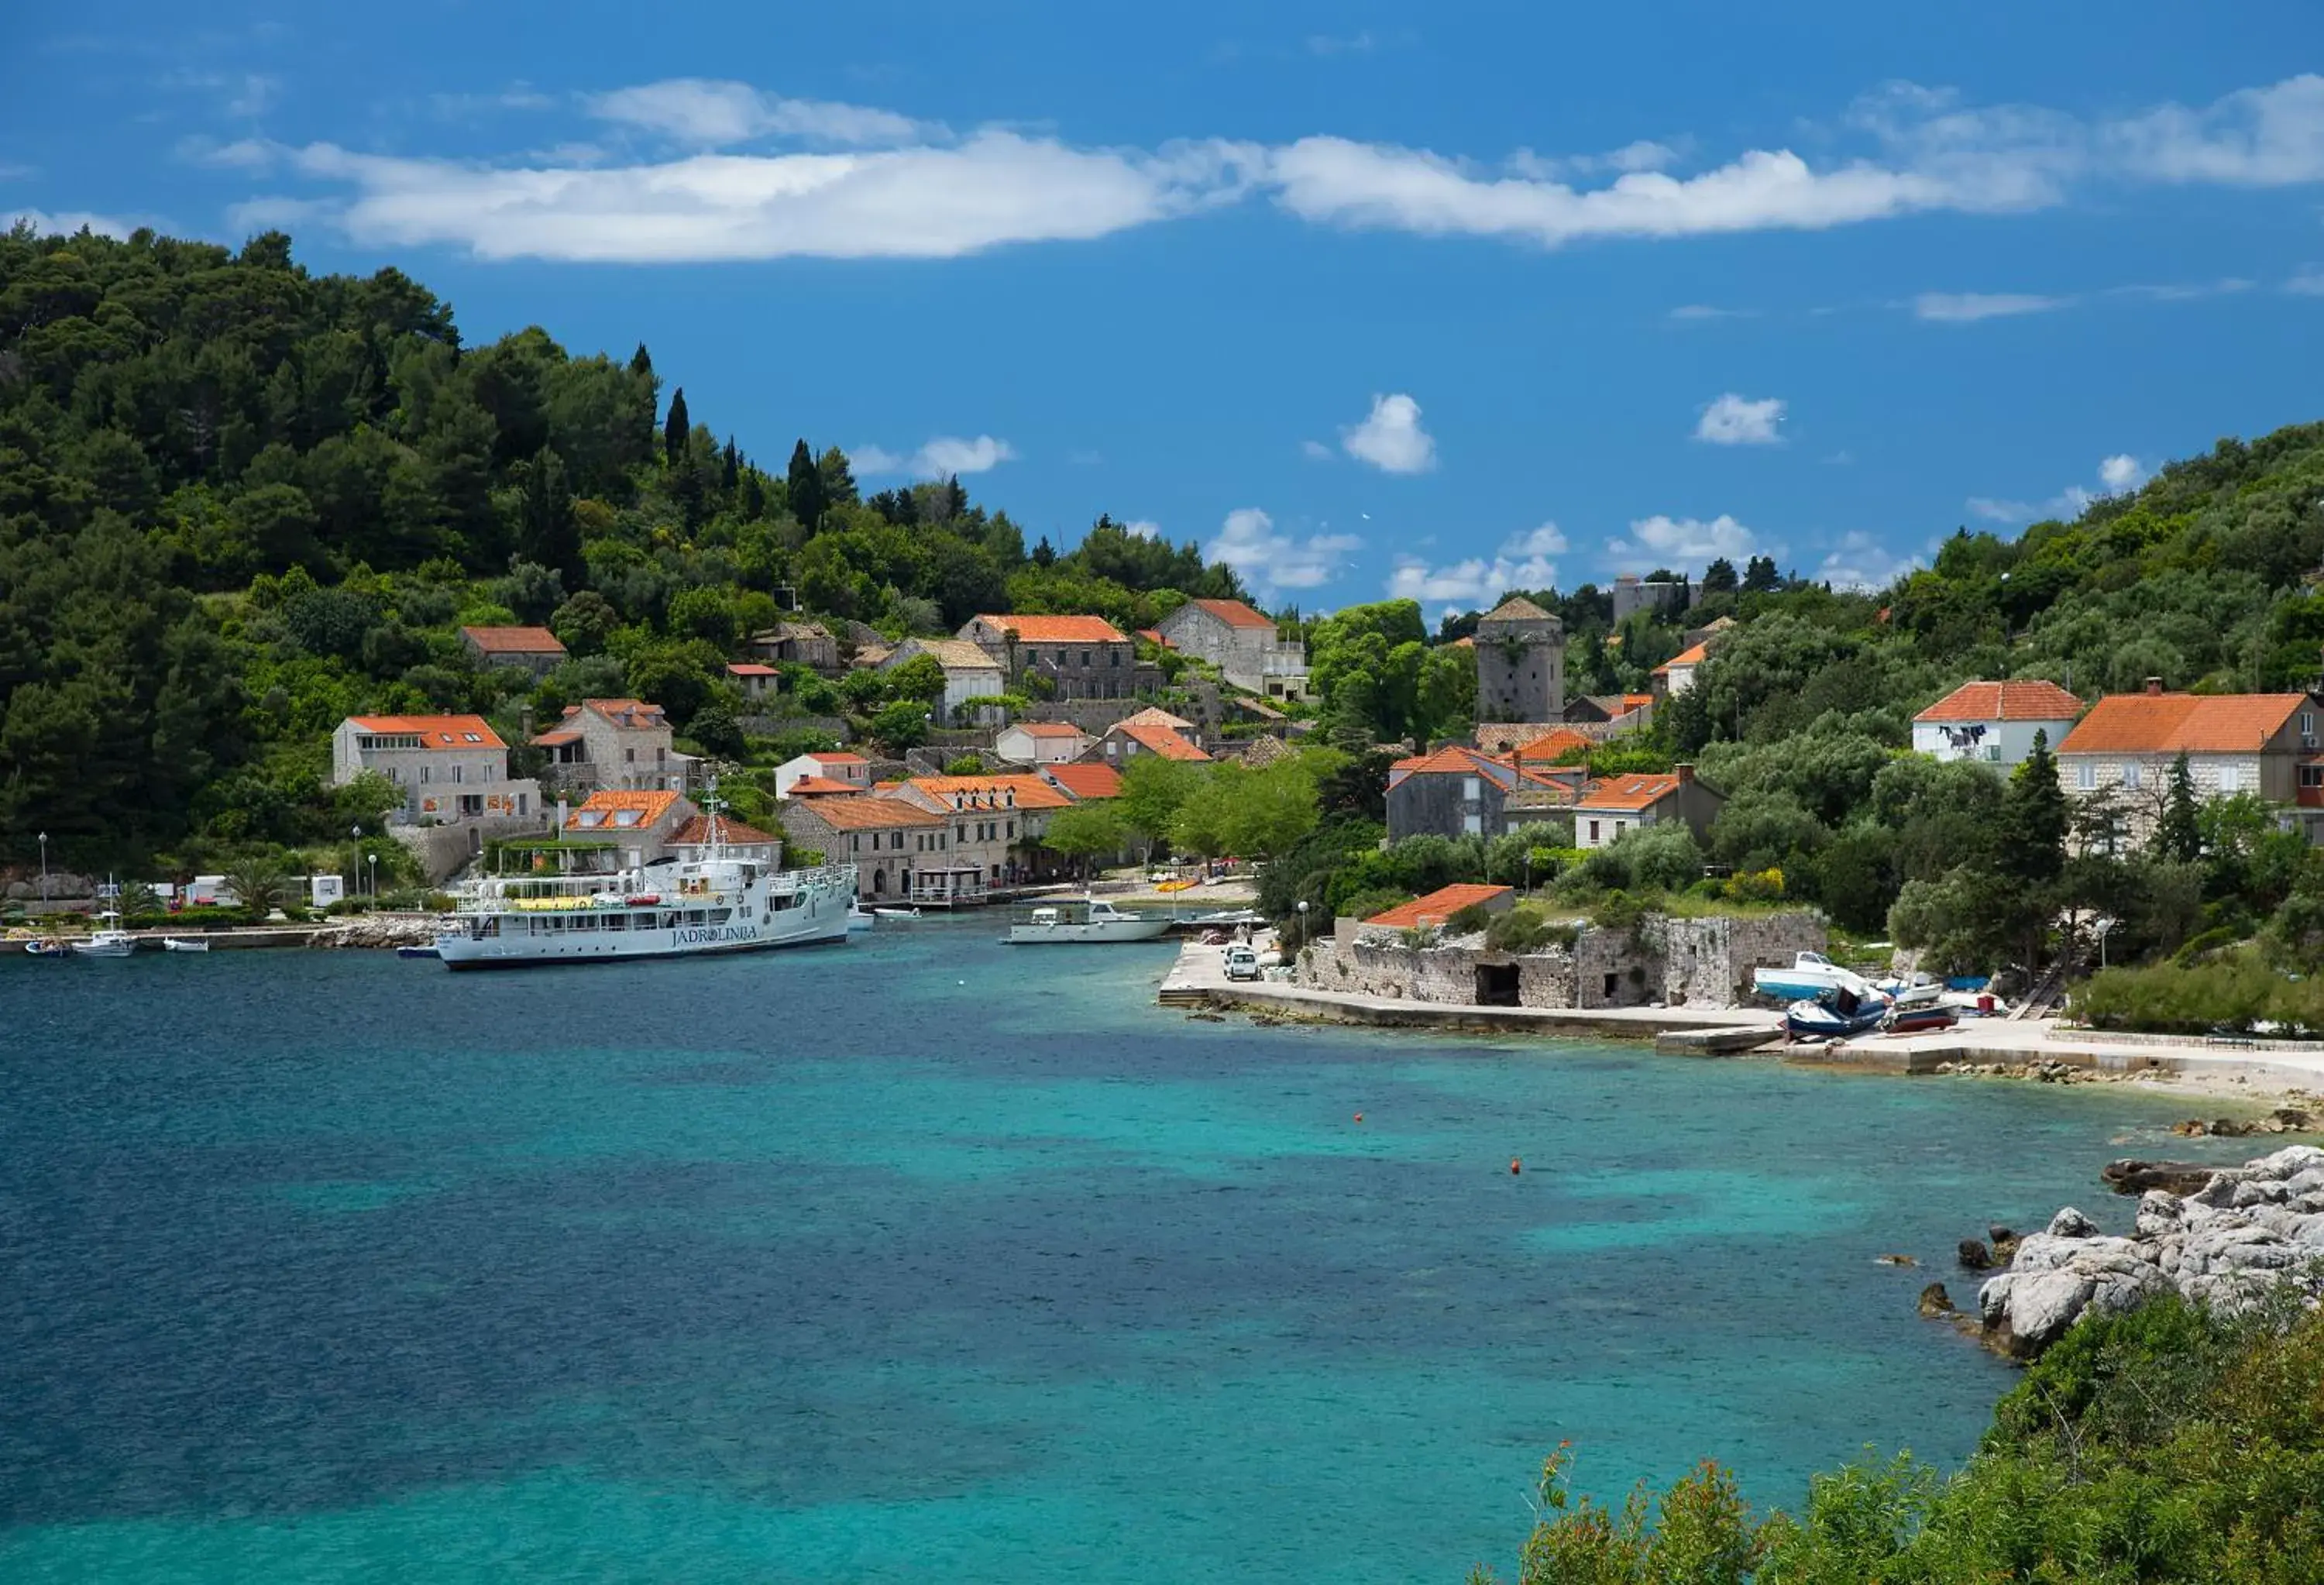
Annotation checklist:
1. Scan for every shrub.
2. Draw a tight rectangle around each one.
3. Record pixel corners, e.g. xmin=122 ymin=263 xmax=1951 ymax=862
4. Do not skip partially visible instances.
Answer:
xmin=1443 ymin=902 xmax=1494 ymax=937
xmin=1592 ymin=889 xmax=1648 ymax=934
xmin=2071 ymin=950 xmax=2324 ymax=1037
xmin=1486 ymin=907 xmax=1579 ymax=954
xmin=1337 ymin=888 xmax=1413 ymax=923
xmin=1723 ymin=866 xmax=1786 ymax=905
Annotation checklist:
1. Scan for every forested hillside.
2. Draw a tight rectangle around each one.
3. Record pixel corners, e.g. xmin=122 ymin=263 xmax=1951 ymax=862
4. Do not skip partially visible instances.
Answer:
xmin=0 ymin=224 xmax=1245 ymax=868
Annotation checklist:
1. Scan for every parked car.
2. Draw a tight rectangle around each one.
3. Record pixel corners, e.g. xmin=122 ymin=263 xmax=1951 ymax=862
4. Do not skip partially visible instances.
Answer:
xmin=1224 ymin=944 xmax=1261 ymax=982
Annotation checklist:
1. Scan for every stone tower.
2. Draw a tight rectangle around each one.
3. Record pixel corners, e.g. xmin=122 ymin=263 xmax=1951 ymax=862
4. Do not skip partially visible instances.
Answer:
xmin=1473 ymin=596 xmax=1565 ymax=723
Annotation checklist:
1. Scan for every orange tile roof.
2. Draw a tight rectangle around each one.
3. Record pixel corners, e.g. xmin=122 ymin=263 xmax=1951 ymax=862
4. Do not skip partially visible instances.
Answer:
xmin=1578 ymin=772 xmax=1684 ymax=812
xmin=1042 ymin=762 xmax=1123 ymax=799
xmin=1366 ymin=884 xmax=1514 ymax=929
xmin=531 ymin=728 xmax=583 ymax=747
xmin=566 ymin=790 xmax=683 ymax=830
xmin=1114 ymin=705 xmax=1194 ymax=731
xmin=669 ymin=813 xmax=779 ymax=848
xmin=1115 ymin=722 xmax=1212 ymax=761
xmin=1449 ymin=634 xmax=1476 ymax=649
xmin=349 ymin=714 xmax=507 ymax=751
xmin=784 ymin=775 xmax=861 ymax=796
xmin=726 ymin=662 xmax=779 ymax=677
xmin=896 ymin=774 xmax=1074 ymax=810
xmin=2058 ymin=693 xmax=2309 ymax=756
xmin=1011 ymin=721 xmax=1087 ymax=738
xmin=572 ymin=699 xmax=667 ymax=731
xmin=1397 ymin=745 xmax=1501 ymax=776
xmin=1651 ymin=642 xmax=1710 ymax=676
xmin=1621 ymin=693 xmax=1655 ymax=711
xmin=789 ymin=796 xmax=946 ymax=832
xmin=810 ymin=752 xmax=867 ymax=765
xmin=1513 ymin=728 xmax=1593 ymax=762
xmin=1915 ymin=680 xmax=2086 ymax=723
xmin=1188 ymin=598 xmax=1277 ymax=631
xmin=461 ymin=625 xmax=565 ymax=654
xmin=975 ymin=614 xmax=1129 ymax=644
xmin=1480 ymin=597 xmax=1552 ymax=623
xmin=1136 ymin=627 xmax=1171 ymax=648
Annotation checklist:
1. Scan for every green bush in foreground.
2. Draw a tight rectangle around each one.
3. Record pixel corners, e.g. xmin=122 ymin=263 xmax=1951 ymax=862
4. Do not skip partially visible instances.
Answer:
xmin=2072 ymin=949 xmax=2324 ymax=1036
xmin=1473 ymin=1296 xmax=2324 ymax=1583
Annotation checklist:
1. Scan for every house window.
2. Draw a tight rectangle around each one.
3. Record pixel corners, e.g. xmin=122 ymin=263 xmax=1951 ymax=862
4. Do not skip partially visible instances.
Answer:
xmin=2219 ymin=765 xmax=2241 ymax=794
xmin=2077 ymin=762 xmax=2095 ymax=791
xmin=2302 ymin=766 xmax=2324 ymax=789
xmin=2305 ymin=713 xmax=2316 ymax=738
xmin=420 ymin=766 xmax=431 ymax=783
xmin=1587 ymin=819 xmax=1600 ymax=843
xmin=1110 ymin=650 xmax=1120 ymax=667
xmin=625 ymin=748 xmax=636 ymax=763
xmin=1463 ymin=813 xmax=1483 ymax=836
xmin=2123 ymin=762 xmax=2144 ymax=791
xmin=1463 ymin=777 xmax=1480 ymax=799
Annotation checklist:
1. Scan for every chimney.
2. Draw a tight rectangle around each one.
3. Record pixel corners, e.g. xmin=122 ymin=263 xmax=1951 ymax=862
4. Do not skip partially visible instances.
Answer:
xmin=1675 ymin=763 xmax=1695 ymax=785
xmin=2144 ymin=676 xmax=2164 ymax=696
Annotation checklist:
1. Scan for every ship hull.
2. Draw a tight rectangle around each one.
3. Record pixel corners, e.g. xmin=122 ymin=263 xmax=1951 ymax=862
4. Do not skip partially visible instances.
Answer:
xmin=436 ymin=872 xmax=854 ymax=969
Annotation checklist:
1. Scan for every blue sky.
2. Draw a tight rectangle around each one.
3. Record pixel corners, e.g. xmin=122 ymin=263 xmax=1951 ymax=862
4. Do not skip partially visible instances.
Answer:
xmin=8 ymin=2 xmax=2324 ymax=616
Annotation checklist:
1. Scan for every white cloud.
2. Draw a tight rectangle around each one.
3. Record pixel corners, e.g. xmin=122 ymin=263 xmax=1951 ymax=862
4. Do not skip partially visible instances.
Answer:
xmin=853 ymin=435 xmax=1016 ymax=478
xmin=2107 ymin=277 xmax=2254 ymax=302
xmin=1815 ymin=531 xmax=1923 ymax=592
xmin=1306 ymin=31 xmax=1376 ymax=56
xmin=276 ymin=133 xmax=1260 ymax=262
xmin=252 ymin=72 xmax=2324 ymax=267
xmin=1966 ymin=497 xmax=2033 ymax=523
xmin=1122 ymin=519 xmax=1161 ymax=538
xmin=1668 ymin=303 xmax=1756 ymax=321
xmin=2287 ymin=267 xmax=2324 ymax=296
xmin=1693 ymin=392 xmax=1786 ymax=445
xmin=178 ymin=135 xmax=280 ymax=170
xmin=2099 ymin=453 xmax=2147 ymax=491
xmin=1614 ymin=513 xmax=1758 ymax=562
xmin=5 ymin=208 xmax=139 ymax=238
xmin=1205 ymin=507 xmax=1360 ymax=595
xmin=587 ymin=79 xmax=930 ymax=146
xmin=1385 ymin=521 xmax=1567 ymax=606
xmin=1340 ymin=392 xmax=1436 ymax=473
xmin=1300 ymin=438 xmax=1335 ymax=460
xmin=1913 ymin=291 xmax=2070 ymax=321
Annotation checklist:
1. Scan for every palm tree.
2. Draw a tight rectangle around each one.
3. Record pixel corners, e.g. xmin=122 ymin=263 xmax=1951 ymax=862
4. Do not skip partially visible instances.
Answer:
xmin=220 ymin=856 xmax=293 ymax=920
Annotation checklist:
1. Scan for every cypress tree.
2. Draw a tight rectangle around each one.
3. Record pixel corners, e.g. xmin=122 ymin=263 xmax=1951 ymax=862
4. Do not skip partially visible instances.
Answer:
xmin=721 ymin=437 xmax=741 ymax=493
xmin=629 ymin=342 xmax=653 ymax=378
xmin=941 ymin=473 xmax=968 ymax=521
xmin=786 ymin=438 xmax=826 ymax=531
xmin=663 ymin=387 xmax=689 ymax=467
xmin=2157 ymin=751 xmax=2202 ymax=861
xmin=1998 ymin=729 xmax=2069 ymax=885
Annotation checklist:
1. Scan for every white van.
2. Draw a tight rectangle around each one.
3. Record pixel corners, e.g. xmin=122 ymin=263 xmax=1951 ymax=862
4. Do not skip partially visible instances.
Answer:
xmin=1223 ymin=944 xmax=1261 ymax=982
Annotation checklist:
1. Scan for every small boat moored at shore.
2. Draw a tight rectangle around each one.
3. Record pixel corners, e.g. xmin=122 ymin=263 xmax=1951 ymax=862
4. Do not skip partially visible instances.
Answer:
xmin=72 ymin=914 xmax=136 ymax=958
xmin=847 ymin=904 xmax=876 ymax=933
xmin=162 ymin=937 xmax=210 ymax=953
xmin=1754 ymin=951 xmax=1884 ymax=1005
xmin=24 ymin=937 xmax=70 ymax=958
xmin=871 ymin=906 xmax=921 ymax=921
xmin=395 ymin=944 xmax=440 ymax=960
xmin=1785 ymin=995 xmax=1889 ymax=1041
xmin=1004 ymin=897 xmax=1174 ymax=944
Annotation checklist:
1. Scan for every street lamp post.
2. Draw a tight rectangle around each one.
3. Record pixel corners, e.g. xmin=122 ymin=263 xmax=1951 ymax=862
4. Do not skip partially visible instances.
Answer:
xmin=368 ymin=854 xmax=378 ymax=902
xmin=352 ymin=825 xmax=363 ymax=897
xmin=37 ymin=831 xmax=48 ymax=908
xmin=1296 ymin=898 xmax=1309 ymax=951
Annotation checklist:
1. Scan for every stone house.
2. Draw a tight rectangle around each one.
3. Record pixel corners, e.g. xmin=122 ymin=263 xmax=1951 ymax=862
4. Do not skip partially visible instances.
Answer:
xmin=332 ymin=713 xmax=541 ymax=827
xmin=1473 ymin=597 xmax=1566 ymax=724
xmin=876 ymin=774 xmax=1075 ymax=891
xmin=994 ymin=721 xmax=1093 ymax=765
xmin=2057 ymin=683 xmax=2324 ymax=846
xmin=1100 ymin=719 xmax=1211 ymax=765
xmin=1610 ymin=573 xmax=1694 ymax=624
xmin=1384 ymin=746 xmax=1583 ymax=841
xmin=777 ymin=796 xmax=950 ymax=903
xmin=1911 ymin=679 xmax=2085 ymax=767
xmin=745 ymin=621 xmax=841 ymax=672
xmin=1650 ymin=641 xmax=1710 ymax=698
xmin=459 ymin=625 xmax=567 ymax=676
xmin=532 ymin=699 xmax=694 ymax=796
xmin=668 ymin=811 xmax=781 ymax=865
xmin=1572 ymin=767 xmax=1725 ymax=851
xmin=726 ymin=662 xmax=779 ymax=703
xmin=958 ymin=614 xmax=1153 ymax=702
xmin=775 ymin=751 xmax=871 ymax=799
xmin=877 ymin=638 xmax=1006 ymax=725
xmin=1154 ymin=598 xmax=1310 ymax=699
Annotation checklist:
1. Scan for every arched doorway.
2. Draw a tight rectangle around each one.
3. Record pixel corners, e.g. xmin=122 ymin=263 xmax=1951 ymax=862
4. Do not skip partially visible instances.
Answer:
xmin=871 ymin=868 xmax=887 ymax=896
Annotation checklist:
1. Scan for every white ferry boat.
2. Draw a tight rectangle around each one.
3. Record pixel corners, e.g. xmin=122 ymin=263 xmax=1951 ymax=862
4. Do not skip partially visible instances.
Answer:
xmin=435 ymin=817 xmax=855 ymax=969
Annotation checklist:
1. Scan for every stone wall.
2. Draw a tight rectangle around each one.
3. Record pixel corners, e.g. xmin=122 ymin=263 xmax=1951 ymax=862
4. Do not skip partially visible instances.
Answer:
xmin=392 ymin=813 xmax=553 ymax=885
xmin=1299 ymin=909 xmax=1827 ymax=1010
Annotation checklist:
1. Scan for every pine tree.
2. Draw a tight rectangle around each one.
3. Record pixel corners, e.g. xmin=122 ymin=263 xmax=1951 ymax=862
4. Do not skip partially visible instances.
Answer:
xmin=1031 ymin=535 xmax=1057 ymax=569
xmin=1998 ymin=729 xmax=2069 ymax=885
xmin=1701 ymin=557 xmax=1739 ymax=595
xmin=721 ymin=437 xmax=741 ymax=493
xmin=2157 ymin=750 xmax=2202 ymax=861
xmin=1741 ymin=554 xmax=1781 ymax=593
xmin=786 ymin=438 xmax=826 ymax=531
xmin=629 ymin=342 xmax=654 ymax=378
xmin=662 ymin=387 xmax=689 ymax=468
xmin=940 ymin=473 xmax=968 ymax=521
xmin=514 ymin=445 xmax=580 ymax=583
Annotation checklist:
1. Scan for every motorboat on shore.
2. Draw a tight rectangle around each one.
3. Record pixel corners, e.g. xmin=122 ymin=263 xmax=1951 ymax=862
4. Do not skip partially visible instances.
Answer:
xmin=847 ymin=903 xmax=876 ymax=933
xmin=162 ymin=937 xmax=210 ymax=954
xmin=1785 ymin=992 xmax=1889 ymax=1041
xmin=871 ymin=906 xmax=921 ymax=921
xmin=1754 ymin=951 xmax=1884 ymax=1005
xmin=1004 ymin=897 xmax=1174 ymax=944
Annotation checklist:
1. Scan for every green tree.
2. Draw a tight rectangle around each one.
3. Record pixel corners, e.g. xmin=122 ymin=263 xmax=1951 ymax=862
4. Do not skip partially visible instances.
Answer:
xmin=1043 ymin=801 xmax=1123 ymax=878
xmin=1997 ymin=729 xmax=2069 ymax=886
xmin=786 ymin=438 xmax=826 ymax=531
xmin=869 ymin=698 xmax=930 ymax=753
xmin=2155 ymin=750 xmax=2202 ymax=862
xmin=1116 ymin=755 xmax=1203 ymax=861
xmin=662 ymin=386 xmax=689 ymax=467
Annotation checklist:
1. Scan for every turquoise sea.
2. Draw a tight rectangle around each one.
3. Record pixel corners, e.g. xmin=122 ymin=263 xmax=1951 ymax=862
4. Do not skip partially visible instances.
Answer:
xmin=0 ymin=924 xmax=2243 ymax=1582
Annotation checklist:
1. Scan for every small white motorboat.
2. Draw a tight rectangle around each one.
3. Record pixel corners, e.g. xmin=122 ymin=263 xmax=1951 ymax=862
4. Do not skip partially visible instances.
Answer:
xmin=162 ymin=937 xmax=210 ymax=953
xmin=1004 ymin=897 xmax=1174 ymax=944
xmin=847 ymin=903 xmax=876 ymax=933
xmin=871 ymin=906 xmax=921 ymax=921
xmin=24 ymin=937 xmax=70 ymax=958
xmin=1753 ymin=951 xmax=1882 ymax=1005
xmin=73 ymin=913 xmax=136 ymax=958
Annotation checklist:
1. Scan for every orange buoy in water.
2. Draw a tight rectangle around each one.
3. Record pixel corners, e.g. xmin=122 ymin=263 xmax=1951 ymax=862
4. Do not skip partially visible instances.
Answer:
xmin=1509 ymin=1158 xmax=1522 ymax=1175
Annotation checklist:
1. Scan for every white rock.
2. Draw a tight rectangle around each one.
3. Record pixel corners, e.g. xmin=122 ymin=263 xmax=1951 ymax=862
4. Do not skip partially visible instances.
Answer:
xmin=2048 ymin=1206 xmax=2099 ymax=1239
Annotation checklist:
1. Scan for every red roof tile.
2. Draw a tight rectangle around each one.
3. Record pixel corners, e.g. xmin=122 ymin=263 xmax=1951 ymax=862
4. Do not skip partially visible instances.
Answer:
xmin=2058 ymin=693 xmax=2309 ymax=756
xmin=1366 ymin=884 xmax=1514 ymax=928
xmin=1914 ymin=679 xmax=2086 ymax=723
xmin=809 ymin=752 xmax=867 ymax=765
xmin=1512 ymin=728 xmax=1593 ymax=762
xmin=974 ymin=614 xmax=1129 ymax=644
xmin=893 ymin=774 xmax=1074 ymax=810
xmin=788 ymin=796 xmax=944 ymax=832
xmin=566 ymin=790 xmax=683 ymax=830
xmin=348 ymin=714 xmax=507 ymax=751
xmin=1042 ymin=762 xmax=1122 ymax=799
xmin=669 ymin=813 xmax=779 ymax=848
xmin=1651 ymin=642 xmax=1710 ymax=676
xmin=1011 ymin=722 xmax=1087 ymax=738
xmin=784 ymin=775 xmax=861 ymax=796
xmin=1114 ymin=722 xmax=1211 ymax=761
xmin=1577 ymin=772 xmax=1683 ymax=812
xmin=461 ymin=625 xmax=566 ymax=654
xmin=1187 ymin=598 xmax=1277 ymax=631
xmin=726 ymin=662 xmax=779 ymax=677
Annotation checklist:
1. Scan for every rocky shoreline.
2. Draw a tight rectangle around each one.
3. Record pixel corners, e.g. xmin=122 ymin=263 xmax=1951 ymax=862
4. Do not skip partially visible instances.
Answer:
xmin=312 ymin=914 xmax=446 ymax=949
xmin=1962 ymin=1144 xmax=2324 ymax=1359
